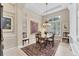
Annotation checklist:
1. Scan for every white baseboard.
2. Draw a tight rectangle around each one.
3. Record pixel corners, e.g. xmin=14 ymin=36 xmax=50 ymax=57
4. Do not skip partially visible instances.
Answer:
xmin=18 ymin=41 xmax=35 ymax=48
xmin=18 ymin=45 xmax=23 ymax=48
xmin=3 ymin=46 xmax=18 ymax=53
xmin=70 ymin=43 xmax=76 ymax=56
xmin=69 ymin=43 xmax=79 ymax=56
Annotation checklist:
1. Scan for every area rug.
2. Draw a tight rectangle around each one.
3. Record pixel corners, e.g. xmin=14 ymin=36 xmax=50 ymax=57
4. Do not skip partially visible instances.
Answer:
xmin=21 ymin=40 xmax=60 ymax=56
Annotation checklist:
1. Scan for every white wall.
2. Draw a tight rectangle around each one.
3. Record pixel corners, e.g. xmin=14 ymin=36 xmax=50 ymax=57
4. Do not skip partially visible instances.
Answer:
xmin=78 ymin=11 xmax=79 ymax=36
xmin=2 ymin=4 xmax=42 ymax=49
xmin=2 ymin=4 xmax=17 ymax=50
xmin=68 ymin=4 xmax=79 ymax=55
xmin=16 ymin=4 xmax=42 ymax=48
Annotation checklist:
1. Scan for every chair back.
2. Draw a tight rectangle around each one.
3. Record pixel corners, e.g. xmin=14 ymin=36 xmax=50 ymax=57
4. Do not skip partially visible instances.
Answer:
xmin=35 ymin=33 xmax=39 ymax=42
xmin=51 ymin=34 xmax=55 ymax=40
xmin=35 ymin=32 xmax=42 ymax=42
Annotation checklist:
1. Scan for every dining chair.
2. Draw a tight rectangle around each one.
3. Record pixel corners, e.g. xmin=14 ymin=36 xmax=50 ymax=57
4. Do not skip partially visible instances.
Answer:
xmin=35 ymin=33 xmax=46 ymax=50
xmin=35 ymin=33 xmax=40 ymax=48
xmin=47 ymin=34 xmax=55 ymax=47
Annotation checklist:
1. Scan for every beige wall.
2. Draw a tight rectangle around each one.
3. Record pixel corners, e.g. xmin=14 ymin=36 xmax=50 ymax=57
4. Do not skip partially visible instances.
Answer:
xmin=2 ymin=4 xmax=42 ymax=49
xmin=42 ymin=9 xmax=69 ymax=35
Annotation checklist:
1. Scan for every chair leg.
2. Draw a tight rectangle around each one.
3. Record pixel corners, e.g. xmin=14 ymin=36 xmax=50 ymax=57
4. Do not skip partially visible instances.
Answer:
xmin=39 ymin=43 xmax=44 ymax=51
xmin=44 ymin=41 xmax=47 ymax=48
xmin=39 ymin=44 xmax=42 ymax=51
xmin=52 ymin=41 xmax=54 ymax=47
xmin=23 ymin=41 xmax=24 ymax=46
xmin=35 ymin=43 xmax=39 ymax=48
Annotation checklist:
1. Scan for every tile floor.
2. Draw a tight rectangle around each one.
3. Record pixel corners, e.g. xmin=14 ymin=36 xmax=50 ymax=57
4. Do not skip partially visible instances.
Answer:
xmin=3 ymin=41 xmax=74 ymax=56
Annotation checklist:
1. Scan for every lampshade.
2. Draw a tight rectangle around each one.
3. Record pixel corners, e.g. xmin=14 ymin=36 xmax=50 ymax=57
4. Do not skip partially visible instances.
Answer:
xmin=43 ymin=21 xmax=51 ymax=26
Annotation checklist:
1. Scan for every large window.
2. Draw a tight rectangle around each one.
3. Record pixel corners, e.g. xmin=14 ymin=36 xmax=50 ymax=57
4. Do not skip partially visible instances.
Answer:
xmin=47 ymin=16 xmax=61 ymax=35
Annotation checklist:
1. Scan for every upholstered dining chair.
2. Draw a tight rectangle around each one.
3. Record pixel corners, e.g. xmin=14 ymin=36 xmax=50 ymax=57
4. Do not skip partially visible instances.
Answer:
xmin=47 ymin=34 xmax=55 ymax=47
xmin=35 ymin=33 xmax=46 ymax=50
xmin=35 ymin=33 xmax=40 ymax=47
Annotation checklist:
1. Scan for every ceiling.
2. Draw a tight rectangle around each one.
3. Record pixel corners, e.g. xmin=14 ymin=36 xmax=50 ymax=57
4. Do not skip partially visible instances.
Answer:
xmin=24 ymin=3 xmax=68 ymax=16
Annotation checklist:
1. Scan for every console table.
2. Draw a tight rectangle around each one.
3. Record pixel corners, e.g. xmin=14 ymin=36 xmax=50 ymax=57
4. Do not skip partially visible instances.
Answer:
xmin=22 ymin=38 xmax=29 ymax=45
xmin=62 ymin=32 xmax=69 ymax=43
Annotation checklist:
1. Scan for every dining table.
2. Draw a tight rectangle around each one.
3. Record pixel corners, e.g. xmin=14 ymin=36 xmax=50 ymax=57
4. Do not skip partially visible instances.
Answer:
xmin=38 ymin=34 xmax=53 ymax=49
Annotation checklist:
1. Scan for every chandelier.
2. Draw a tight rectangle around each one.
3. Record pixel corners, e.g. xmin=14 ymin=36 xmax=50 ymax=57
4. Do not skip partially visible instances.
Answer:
xmin=43 ymin=21 xmax=51 ymax=26
xmin=43 ymin=3 xmax=51 ymax=27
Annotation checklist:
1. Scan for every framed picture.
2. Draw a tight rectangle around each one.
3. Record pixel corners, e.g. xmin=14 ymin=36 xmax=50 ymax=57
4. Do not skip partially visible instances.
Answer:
xmin=1 ymin=16 xmax=13 ymax=32
xmin=30 ymin=20 xmax=38 ymax=34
